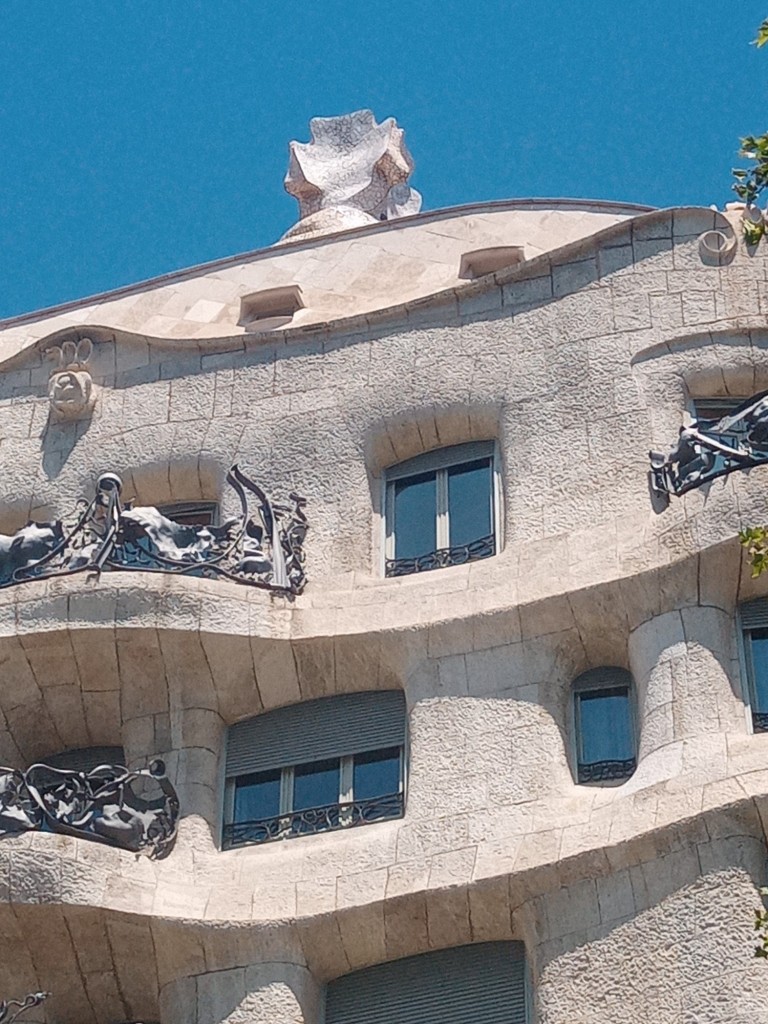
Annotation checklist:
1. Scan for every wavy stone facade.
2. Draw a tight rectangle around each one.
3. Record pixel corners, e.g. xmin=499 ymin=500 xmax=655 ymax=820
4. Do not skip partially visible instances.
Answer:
xmin=0 ymin=184 xmax=767 ymax=1024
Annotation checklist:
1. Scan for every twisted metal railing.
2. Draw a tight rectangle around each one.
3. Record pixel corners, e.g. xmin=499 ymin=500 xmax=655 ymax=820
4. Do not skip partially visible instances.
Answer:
xmin=223 ymin=792 xmax=404 ymax=849
xmin=0 ymin=993 xmax=48 ymax=1024
xmin=577 ymin=758 xmax=636 ymax=784
xmin=385 ymin=534 xmax=495 ymax=578
xmin=0 ymin=758 xmax=178 ymax=859
xmin=0 ymin=465 xmax=307 ymax=595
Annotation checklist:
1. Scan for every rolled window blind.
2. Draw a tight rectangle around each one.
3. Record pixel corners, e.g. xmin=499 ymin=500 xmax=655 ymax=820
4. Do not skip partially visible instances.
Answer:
xmin=226 ymin=690 xmax=406 ymax=777
xmin=740 ymin=598 xmax=768 ymax=631
xmin=326 ymin=941 xmax=528 ymax=1024
xmin=385 ymin=440 xmax=495 ymax=481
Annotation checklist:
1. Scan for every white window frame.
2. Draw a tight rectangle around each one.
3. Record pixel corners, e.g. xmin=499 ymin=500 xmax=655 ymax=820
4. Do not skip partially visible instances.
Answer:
xmin=381 ymin=440 xmax=502 ymax=575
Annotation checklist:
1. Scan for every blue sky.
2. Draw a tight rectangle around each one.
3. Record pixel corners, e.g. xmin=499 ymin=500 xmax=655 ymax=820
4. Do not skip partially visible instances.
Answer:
xmin=1 ymin=0 xmax=767 ymax=319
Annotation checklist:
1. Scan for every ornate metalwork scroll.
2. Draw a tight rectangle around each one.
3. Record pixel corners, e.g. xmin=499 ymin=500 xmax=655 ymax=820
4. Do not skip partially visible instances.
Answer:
xmin=577 ymin=758 xmax=636 ymax=784
xmin=0 ymin=465 xmax=307 ymax=595
xmin=650 ymin=391 xmax=768 ymax=498
xmin=0 ymin=758 xmax=178 ymax=858
xmin=223 ymin=792 xmax=404 ymax=849
xmin=385 ymin=533 xmax=495 ymax=578
xmin=0 ymin=994 xmax=48 ymax=1024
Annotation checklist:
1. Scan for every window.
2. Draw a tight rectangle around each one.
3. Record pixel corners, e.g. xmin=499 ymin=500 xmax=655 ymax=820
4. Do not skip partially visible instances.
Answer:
xmin=384 ymin=441 xmax=499 ymax=577
xmin=691 ymin=397 xmax=749 ymax=448
xmin=326 ymin=942 xmax=529 ymax=1024
xmin=740 ymin=599 xmax=768 ymax=732
xmin=223 ymin=691 xmax=406 ymax=849
xmin=157 ymin=501 xmax=218 ymax=527
xmin=573 ymin=668 xmax=636 ymax=783
xmin=45 ymin=746 xmax=126 ymax=772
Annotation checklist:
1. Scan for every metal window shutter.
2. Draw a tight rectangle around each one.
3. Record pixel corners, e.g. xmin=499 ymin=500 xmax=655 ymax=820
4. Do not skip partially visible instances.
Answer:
xmin=385 ymin=440 xmax=495 ymax=481
xmin=226 ymin=690 xmax=406 ymax=777
xmin=326 ymin=942 xmax=528 ymax=1024
xmin=741 ymin=599 xmax=768 ymax=630
xmin=44 ymin=746 xmax=126 ymax=772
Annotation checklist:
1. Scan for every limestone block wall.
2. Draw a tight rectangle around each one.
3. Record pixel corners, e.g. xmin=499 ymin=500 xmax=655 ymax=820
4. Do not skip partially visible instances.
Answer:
xmin=0 ymin=205 xmax=766 ymax=1023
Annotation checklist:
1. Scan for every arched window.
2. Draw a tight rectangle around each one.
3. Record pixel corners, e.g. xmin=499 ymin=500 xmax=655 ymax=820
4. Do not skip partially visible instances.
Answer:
xmin=326 ymin=942 xmax=529 ymax=1024
xmin=223 ymin=691 xmax=406 ymax=849
xmin=573 ymin=668 xmax=636 ymax=784
xmin=384 ymin=441 xmax=500 ymax=577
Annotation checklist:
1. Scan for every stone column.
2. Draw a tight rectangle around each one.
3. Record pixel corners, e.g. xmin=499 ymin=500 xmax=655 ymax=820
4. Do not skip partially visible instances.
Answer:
xmin=628 ymin=606 xmax=744 ymax=780
xmin=161 ymin=964 xmax=322 ymax=1024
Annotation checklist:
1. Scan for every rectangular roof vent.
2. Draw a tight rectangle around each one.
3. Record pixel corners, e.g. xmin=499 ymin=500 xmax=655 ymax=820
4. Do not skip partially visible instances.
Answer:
xmin=239 ymin=284 xmax=304 ymax=327
xmin=459 ymin=246 xmax=525 ymax=279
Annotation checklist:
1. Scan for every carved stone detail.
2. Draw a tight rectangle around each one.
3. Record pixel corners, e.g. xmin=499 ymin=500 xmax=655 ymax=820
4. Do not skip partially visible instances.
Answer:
xmin=0 ymin=758 xmax=178 ymax=858
xmin=649 ymin=389 xmax=768 ymax=498
xmin=0 ymin=465 xmax=308 ymax=594
xmin=281 ymin=110 xmax=422 ymax=242
xmin=44 ymin=338 xmax=94 ymax=420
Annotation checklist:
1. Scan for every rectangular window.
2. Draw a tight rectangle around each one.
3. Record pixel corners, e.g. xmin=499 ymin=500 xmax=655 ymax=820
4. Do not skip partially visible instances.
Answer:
xmin=157 ymin=501 xmax=218 ymax=527
xmin=223 ymin=692 xmax=407 ymax=849
xmin=385 ymin=441 xmax=498 ymax=577
xmin=224 ymin=749 xmax=403 ymax=848
xmin=574 ymin=673 xmax=636 ymax=785
xmin=743 ymin=619 xmax=768 ymax=732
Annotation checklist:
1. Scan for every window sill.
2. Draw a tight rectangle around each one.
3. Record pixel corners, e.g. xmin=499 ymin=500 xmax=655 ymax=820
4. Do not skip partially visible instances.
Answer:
xmin=222 ymin=792 xmax=404 ymax=849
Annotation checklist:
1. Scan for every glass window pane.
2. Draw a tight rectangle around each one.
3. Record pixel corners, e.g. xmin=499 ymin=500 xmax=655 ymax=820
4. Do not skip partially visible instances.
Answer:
xmin=293 ymin=758 xmax=340 ymax=811
xmin=393 ymin=471 xmax=437 ymax=559
xmin=233 ymin=769 xmax=281 ymax=823
xmin=353 ymin=747 xmax=401 ymax=801
xmin=750 ymin=629 xmax=768 ymax=712
xmin=577 ymin=688 xmax=633 ymax=764
xmin=447 ymin=459 xmax=492 ymax=548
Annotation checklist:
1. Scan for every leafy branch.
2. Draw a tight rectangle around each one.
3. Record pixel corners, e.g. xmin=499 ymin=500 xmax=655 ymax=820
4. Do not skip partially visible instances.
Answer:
xmin=732 ymin=20 xmax=768 ymax=213
xmin=756 ymin=889 xmax=768 ymax=958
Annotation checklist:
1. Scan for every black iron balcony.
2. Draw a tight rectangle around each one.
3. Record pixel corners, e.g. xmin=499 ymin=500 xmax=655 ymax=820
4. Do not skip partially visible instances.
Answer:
xmin=222 ymin=791 xmax=404 ymax=849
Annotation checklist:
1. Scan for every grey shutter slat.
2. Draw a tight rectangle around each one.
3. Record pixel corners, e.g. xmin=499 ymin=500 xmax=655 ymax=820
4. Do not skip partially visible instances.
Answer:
xmin=45 ymin=746 xmax=126 ymax=772
xmin=741 ymin=599 xmax=768 ymax=630
xmin=226 ymin=691 xmax=406 ymax=777
xmin=326 ymin=942 xmax=527 ymax=1024
xmin=385 ymin=440 xmax=494 ymax=481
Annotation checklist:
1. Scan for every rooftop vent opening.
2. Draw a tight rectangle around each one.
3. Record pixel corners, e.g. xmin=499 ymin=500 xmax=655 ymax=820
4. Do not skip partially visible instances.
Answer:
xmin=459 ymin=246 xmax=525 ymax=280
xmin=238 ymin=285 xmax=305 ymax=330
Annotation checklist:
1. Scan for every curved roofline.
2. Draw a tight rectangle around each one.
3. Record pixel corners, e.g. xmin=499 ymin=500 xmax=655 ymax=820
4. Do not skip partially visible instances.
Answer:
xmin=0 ymin=196 xmax=656 ymax=330
xmin=0 ymin=204 xmax=725 ymax=375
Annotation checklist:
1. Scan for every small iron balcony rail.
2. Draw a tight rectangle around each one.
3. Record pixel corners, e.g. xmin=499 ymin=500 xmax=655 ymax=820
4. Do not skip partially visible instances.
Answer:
xmin=577 ymin=757 xmax=636 ymax=784
xmin=223 ymin=791 xmax=404 ymax=849
xmin=753 ymin=711 xmax=768 ymax=733
xmin=385 ymin=534 xmax=495 ymax=578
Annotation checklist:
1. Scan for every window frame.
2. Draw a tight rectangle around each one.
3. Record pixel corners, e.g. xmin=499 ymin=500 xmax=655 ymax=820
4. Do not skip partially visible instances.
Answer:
xmin=156 ymin=500 xmax=219 ymax=527
xmin=572 ymin=667 xmax=637 ymax=785
xmin=737 ymin=602 xmax=768 ymax=733
xmin=223 ymin=745 xmax=406 ymax=848
xmin=381 ymin=440 xmax=502 ymax=578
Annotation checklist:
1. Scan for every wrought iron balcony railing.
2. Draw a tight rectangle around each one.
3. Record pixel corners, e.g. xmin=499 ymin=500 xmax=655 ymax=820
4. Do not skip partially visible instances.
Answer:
xmin=222 ymin=792 xmax=404 ymax=849
xmin=753 ymin=711 xmax=768 ymax=733
xmin=577 ymin=757 xmax=636 ymax=784
xmin=385 ymin=534 xmax=495 ymax=578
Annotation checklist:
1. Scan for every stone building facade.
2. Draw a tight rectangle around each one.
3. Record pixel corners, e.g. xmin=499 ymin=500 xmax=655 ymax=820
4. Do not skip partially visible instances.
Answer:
xmin=0 ymin=112 xmax=766 ymax=1023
